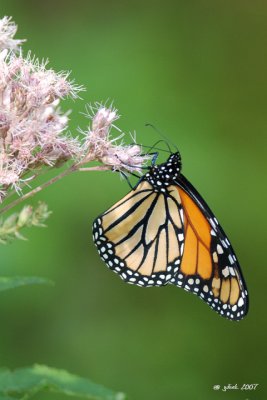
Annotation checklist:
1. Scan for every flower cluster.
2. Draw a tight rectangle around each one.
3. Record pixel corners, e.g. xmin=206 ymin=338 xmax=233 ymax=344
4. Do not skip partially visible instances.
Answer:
xmin=81 ymin=104 xmax=150 ymax=173
xmin=0 ymin=43 xmax=83 ymax=198
xmin=0 ymin=16 xmax=24 ymax=51
xmin=0 ymin=15 xmax=151 ymax=241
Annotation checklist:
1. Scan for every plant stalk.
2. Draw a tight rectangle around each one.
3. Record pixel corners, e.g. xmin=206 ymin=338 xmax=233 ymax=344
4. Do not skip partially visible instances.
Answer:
xmin=0 ymin=164 xmax=111 ymax=215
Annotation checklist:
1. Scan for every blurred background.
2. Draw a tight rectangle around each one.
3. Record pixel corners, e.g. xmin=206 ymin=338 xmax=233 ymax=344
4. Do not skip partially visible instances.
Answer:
xmin=0 ymin=0 xmax=266 ymax=399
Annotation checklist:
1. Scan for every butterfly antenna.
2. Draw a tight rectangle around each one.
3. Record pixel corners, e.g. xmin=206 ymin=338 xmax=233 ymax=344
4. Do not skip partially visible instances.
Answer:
xmin=129 ymin=141 xmax=171 ymax=155
xmin=145 ymin=123 xmax=178 ymax=153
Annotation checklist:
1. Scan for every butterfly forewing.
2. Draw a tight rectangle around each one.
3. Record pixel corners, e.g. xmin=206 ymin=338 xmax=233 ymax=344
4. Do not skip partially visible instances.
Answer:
xmin=172 ymin=176 xmax=248 ymax=320
xmin=92 ymin=181 xmax=184 ymax=287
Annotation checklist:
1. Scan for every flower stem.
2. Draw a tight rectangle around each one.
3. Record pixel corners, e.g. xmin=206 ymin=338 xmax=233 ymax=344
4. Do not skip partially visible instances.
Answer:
xmin=0 ymin=164 xmax=111 ymax=215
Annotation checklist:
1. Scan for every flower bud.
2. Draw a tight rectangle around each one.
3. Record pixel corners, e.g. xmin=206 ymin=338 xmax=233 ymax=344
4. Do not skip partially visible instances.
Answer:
xmin=17 ymin=205 xmax=33 ymax=227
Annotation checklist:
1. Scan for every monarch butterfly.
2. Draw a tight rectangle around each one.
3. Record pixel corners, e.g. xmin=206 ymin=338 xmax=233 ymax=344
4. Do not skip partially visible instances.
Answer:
xmin=92 ymin=151 xmax=249 ymax=320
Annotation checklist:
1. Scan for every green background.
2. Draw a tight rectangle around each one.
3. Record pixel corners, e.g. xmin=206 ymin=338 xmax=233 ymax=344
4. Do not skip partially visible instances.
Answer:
xmin=0 ymin=1 xmax=266 ymax=399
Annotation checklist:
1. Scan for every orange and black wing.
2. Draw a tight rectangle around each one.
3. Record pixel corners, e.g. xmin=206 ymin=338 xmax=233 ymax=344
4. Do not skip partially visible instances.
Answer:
xmin=172 ymin=174 xmax=249 ymax=320
xmin=92 ymin=180 xmax=185 ymax=287
xmin=93 ymin=150 xmax=248 ymax=321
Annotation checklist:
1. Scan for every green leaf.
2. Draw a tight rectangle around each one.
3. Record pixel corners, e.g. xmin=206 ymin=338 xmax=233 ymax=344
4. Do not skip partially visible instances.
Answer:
xmin=0 ymin=365 xmax=125 ymax=400
xmin=0 ymin=277 xmax=53 ymax=292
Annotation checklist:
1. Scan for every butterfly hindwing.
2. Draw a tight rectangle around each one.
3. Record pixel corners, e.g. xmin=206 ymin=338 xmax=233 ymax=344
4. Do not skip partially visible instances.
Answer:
xmin=92 ymin=180 xmax=184 ymax=287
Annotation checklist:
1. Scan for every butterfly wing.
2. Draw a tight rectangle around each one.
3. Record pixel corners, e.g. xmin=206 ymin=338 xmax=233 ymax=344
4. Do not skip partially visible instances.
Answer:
xmin=172 ymin=174 xmax=249 ymax=320
xmin=92 ymin=180 xmax=185 ymax=287
xmin=93 ymin=149 xmax=248 ymax=321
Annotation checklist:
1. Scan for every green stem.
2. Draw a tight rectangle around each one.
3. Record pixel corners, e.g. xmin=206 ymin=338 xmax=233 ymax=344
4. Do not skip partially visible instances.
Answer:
xmin=0 ymin=164 xmax=111 ymax=216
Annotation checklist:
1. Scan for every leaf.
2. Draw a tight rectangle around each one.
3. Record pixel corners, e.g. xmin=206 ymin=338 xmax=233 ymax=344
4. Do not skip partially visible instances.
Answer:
xmin=0 ymin=365 xmax=125 ymax=400
xmin=0 ymin=277 xmax=53 ymax=292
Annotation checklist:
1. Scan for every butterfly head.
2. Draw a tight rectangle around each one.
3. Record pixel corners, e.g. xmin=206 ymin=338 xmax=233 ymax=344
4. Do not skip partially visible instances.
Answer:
xmin=145 ymin=152 xmax=182 ymax=192
xmin=166 ymin=152 xmax=182 ymax=166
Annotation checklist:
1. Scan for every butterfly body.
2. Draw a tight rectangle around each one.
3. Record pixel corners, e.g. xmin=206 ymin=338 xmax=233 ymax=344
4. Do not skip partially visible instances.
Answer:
xmin=92 ymin=152 xmax=249 ymax=320
xmin=143 ymin=152 xmax=181 ymax=191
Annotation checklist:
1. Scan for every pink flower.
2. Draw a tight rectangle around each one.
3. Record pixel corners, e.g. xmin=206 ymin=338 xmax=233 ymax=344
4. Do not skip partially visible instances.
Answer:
xmin=0 ymin=16 xmax=24 ymax=51
xmin=0 ymin=47 xmax=84 ymax=198
xmin=81 ymin=104 xmax=151 ymax=173
xmin=0 ymin=16 xmax=151 ymax=208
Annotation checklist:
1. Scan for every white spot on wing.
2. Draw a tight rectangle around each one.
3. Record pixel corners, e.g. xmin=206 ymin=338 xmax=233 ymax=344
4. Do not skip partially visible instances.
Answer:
xmin=222 ymin=240 xmax=227 ymax=248
xmin=210 ymin=219 xmax=216 ymax=229
xmin=203 ymin=285 xmax=209 ymax=293
xmin=222 ymin=267 xmax=230 ymax=278
xmin=238 ymin=298 xmax=244 ymax=307
xmin=229 ymin=267 xmax=235 ymax=276
xmin=217 ymin=244 xmax=223 ymax=254
xmin=228 ymin=254 xmax=234 ymax=264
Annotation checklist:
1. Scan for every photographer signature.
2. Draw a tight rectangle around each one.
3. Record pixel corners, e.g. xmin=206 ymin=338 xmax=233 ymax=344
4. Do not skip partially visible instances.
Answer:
xmin=213 ymin=383 xmax=259 ymax=392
